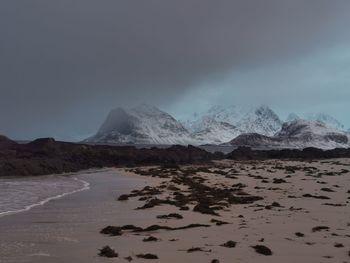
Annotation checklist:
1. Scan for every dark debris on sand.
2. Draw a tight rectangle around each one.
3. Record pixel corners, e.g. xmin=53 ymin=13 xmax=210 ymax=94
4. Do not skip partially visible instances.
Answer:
xmin=98 ymin=246 xmax=118 ymax=258
xmin=136 ymin=253 xmax=159 ymax=259
xmin=221 ymin=240 xmax=237 ymax=248
xmin=100 ymin=223 xmax=210 ymax=236
xmin=100 ymin=226 xmax=122 ymax=236
xmin=185 ymin=247 xmax=211 ymax=253
xmin=252 ymin=245 xmax=273 ymax=255
xmin=334 ymin=242 xmax=344 ymax=248
xmin=156 ymin=213 xmax=183 ymax=219
xmin=302 ymin=194 xmax=330 ymax=200
xmin=143 ymin=236 xmax=159 ymax=242
xmin=320 ymin=187 xmax=335 ymax=192
xmin=117 ymin=194 xmax=129 ymax=201
xmin=295 ymin=232 xmax=305 ymax=237
xmin=210 ymin=218 xmax=230 ymax=226
xmin=312 ymin=226 xmax=330 ymax=232
xmin=127 ymin=166 xmax=264 ymax=218
xmin=125 ymin=256 xmax=133 ymax=261
xmin=100 ymin=161 xmax=348 ymax=261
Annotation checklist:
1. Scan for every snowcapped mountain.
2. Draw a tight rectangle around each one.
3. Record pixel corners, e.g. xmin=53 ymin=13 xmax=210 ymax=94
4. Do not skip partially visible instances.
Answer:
xmin=277 ymin=119 xmax=349 ymax=149
xmin=203 ymin=105 xmax=248 ymax=126
xmin=236 ymin=105 xmax=282 ymax=136
xmin=287 ymin=112 xmax=345 ymax=131
xmin=86 ymin=104 xmax=241 ymax=145
xmin=85 ymin=104 xmax=348 ymax=148
xmin=85 ymin=104 xmax=194 ymax=145
xmin=183 ymin=105 xmax=282 ymax=137
xmin=182 ymin=105 xmax=244 ymax=133
xmin=228 ymin=119 xmax=349 ymax=149
xmin=191 ymin=116 xmax=241 ymax=144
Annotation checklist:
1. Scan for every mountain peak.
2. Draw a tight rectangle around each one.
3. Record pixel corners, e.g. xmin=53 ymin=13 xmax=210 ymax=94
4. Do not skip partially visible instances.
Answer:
xmin=229 ymin=119 xmax=349 ymax=149
xmin=255 ymin=104 xmax=271 ymax=113
xmin=277 ymin=119 xmax=346 ymax=140
xmin=286 ymin=112 xmax=345 ymax=131
xmin=306 ymin=112 xmax=345 ymax=131
xmin=97 ymin=107 xmax=132 ymax=135
xmin=86 ymin=105 xmax=192 ymax=145
xmin=255 ymin=105 xmax=281 ymax=121
xmin=237 ymin=105 xmax=282 ymax=136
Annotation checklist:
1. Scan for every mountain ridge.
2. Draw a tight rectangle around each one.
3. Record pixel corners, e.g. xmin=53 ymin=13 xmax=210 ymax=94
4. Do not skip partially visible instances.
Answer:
xmin=287 ymin=112 xmax=345 ymax=131
xmin=183 ymin=104 xmax=283 ymax=137
xmin=85 ymin=104 xmax=349 ymax=149
xmin=229 ymin=119 xmax=349 ymax=149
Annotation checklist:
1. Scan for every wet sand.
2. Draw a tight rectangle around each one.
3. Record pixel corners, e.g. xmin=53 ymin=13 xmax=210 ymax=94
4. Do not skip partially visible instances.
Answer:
xmin=1 ymin=160 xmax=350 ymax=262
xmin=0 ymin=169 xmax=159 ymax=263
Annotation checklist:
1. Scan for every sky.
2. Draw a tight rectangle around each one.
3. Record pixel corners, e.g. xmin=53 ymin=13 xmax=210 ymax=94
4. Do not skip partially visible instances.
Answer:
xmin=0 ymin=0 xmax=349 ymax=141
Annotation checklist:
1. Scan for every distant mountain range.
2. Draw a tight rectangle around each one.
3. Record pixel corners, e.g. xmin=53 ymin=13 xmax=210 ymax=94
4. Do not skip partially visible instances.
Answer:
xmin=228 ymin=119 xmax=349 ymax=149
xmin=85 ymin=104 xmax=349 ymax=149
xmin=286 ymin=112 xmax=345 ymax=131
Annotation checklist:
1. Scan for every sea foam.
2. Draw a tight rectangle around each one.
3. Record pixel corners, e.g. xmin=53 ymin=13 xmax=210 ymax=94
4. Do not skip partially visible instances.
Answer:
xmin=0 ymin=175 xmax=90 ymax=217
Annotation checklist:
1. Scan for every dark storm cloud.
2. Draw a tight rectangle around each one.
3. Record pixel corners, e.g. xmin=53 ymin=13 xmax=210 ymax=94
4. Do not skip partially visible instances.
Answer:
xmin=0 ymin=0 xmax=350 ymax=140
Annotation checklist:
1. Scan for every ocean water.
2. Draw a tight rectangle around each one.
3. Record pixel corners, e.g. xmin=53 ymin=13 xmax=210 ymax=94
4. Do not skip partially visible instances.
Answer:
xmin=0 ymin=175 xmax=90 ymax=217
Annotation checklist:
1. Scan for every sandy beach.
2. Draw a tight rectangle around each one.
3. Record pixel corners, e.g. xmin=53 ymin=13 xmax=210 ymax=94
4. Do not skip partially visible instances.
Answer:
xmin=1 ymin=160 xmax=350 ymax=262
xmin=0 ymin=169 xmax=159 ymax=263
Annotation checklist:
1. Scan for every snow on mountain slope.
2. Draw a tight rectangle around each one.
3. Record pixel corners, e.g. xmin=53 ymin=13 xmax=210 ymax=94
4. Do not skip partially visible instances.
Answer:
xmin=228 ymin=119 xmax=349 ymax=149
xmin=191 ymin=116 xmax=241 ymax=144
xmin=85 ymin=104 xmax=194 ymax=145
xmin=182 ymin=105 xmax=246 ymax=132
xmin=276 ymin=119 xmax=349 ymax=149
xmin=277 ymin=119 xmax=343 ymax=137
xmin=204 ymin=105 xmax=248 ymax=126
xmin=287 ymin=112 xmax=345 ymax=131
xmin=185 ymin=105 xmax=283 ymax=137
xmin=85 ymin=104 xmax=348 ymax=148
xmin=236 ymin=105 xmax=283 ymax=136
xmin=307 ymin=113 xmax=345 ymax=131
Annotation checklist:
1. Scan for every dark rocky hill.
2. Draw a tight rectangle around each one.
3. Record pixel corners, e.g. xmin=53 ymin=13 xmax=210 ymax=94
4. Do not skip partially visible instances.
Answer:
xmin=1 ymin=135 xmax=349 ymax=177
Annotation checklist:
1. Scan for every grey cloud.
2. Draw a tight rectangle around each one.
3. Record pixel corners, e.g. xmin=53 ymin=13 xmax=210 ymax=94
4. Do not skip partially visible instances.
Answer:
xmin=0 ymin=0 xmax=350 ymax=139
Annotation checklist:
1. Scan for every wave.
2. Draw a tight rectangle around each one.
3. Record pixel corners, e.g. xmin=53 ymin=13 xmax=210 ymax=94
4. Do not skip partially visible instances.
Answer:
xmin=0 ymin=177 xmax=90 ymax=218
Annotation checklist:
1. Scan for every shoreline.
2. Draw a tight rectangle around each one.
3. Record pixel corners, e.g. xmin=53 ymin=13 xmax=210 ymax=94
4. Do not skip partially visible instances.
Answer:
xmin=0 ymin=168 xmax=156 ymax=263
xmin=0 ymin=168 xmax=117 ymax=218
xmin=0 ymin=160 xmax=349 ymax=262
xmin=0 ymin=176 xmax=90 ymax=218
